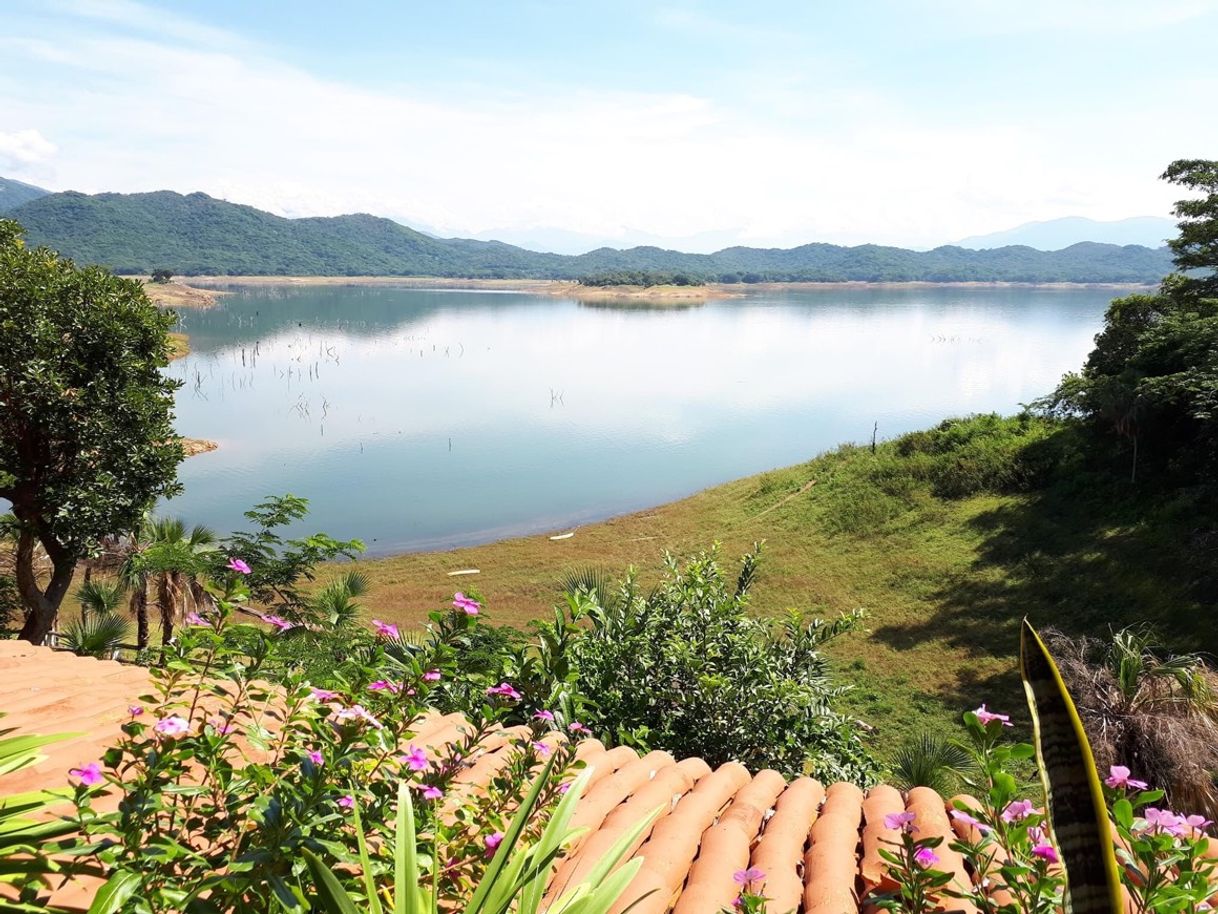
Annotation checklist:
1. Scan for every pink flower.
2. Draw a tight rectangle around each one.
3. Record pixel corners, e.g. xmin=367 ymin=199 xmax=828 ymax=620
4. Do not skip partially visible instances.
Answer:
xmin=733 ymin=867 xmax=765 ymax=886
xmin=533 ymin=740 xmax=552 ymax=756
xmin=423 ymin=669 xmax=442 ymax=682
xmin=950 ymin=809 xmax=991 ymax=833
xmin=128 ymin=705 xmax=144 ymax=717
xmin=261 ymin=614 xmax=294 ymax=632
xmin=401 ymin=746 xmax=429 ymax=772
xmin=558 ymin=782 xmax=571 ymax=793
xmin=332 ymin=704 xmax=383 ymax=730
xmin=487 ymin=682 xmax=522 ymax=701
xmin=226 ymin=557 xmax=252 ymax=575
xmin=1104 ymin=765 xmax=1150 ymax=791
xmin=338 ymin=794 xmax=355 ymax=810
xmin=367 ymin=680 xmax=402 ymax=694
xmin=453 ymin=592 xmax=481 ymax=615
xmin=208 ymin=715 xmax=234 ymax=735
xmin=310 ymin=687 xmax=339 ymax=701
xmin=534 ymin=710 xmax=555 ymax=723
xmin=69 ymin=761 xmax=103 ymax=787
xmin=569 ymin=721 xmax=589 ymax=734
xmin=885 ymin=811 xmax=917 ymax=832
xmin=914 ymin=846 xmax=940 ymax=868
xmin=1143 ymin=808 xmax=1189 ymax=837
xmin=415 ymin=784 xmax=443 ymax=801
xmin=1032 ymin=843 xmax=1059 ymax=864
xmin=1002 ymin=800 xmax=1035 ymax=823
xmin=153 ymin=715 xmax=190 ymax=738
xmin=185 ymin=611 xmax=207 ymax=626
xmin=371 ymin=619 xmax=399 ymax=639
xmin=485 ymin=831 xmax=504 ymax=854
xmin=973 ymin=705 xmax=1013 ymax=727
xmin=306 ymin=749 xmax=324 ymax=766
xmin=1185 ymin=814 xmax=1212 ymax=833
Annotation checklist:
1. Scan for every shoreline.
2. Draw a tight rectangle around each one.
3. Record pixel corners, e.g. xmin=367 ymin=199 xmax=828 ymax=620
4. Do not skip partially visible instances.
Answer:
xmin=173 ymin=275 xmax=1156 ymax=296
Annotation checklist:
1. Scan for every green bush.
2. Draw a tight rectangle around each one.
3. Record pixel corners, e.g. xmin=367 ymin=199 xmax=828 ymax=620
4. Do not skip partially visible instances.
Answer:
xmin=545 ymin=545 xmax=878 ymax=783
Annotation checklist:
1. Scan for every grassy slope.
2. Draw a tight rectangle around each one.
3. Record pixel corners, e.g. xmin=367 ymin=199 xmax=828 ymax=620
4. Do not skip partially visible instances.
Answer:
xmin=334 ymin=426 xmax=1213 ymax=750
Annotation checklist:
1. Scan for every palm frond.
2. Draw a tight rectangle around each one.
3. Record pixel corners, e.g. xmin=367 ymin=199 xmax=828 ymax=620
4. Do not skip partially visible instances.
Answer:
xmin=62 ymin=613 xmax=132 ymax=659
xmin=889 ymin=730 xmax=975 ymax=794
xmin=77 ymin=577 xmax=126 ymax=617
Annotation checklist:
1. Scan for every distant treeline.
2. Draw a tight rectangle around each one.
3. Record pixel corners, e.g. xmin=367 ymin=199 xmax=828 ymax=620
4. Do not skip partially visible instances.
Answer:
xmin=577 ymin=270 xmax=705 ymax=287
xmin=5 ymin=189 xmax=1176 ymax=283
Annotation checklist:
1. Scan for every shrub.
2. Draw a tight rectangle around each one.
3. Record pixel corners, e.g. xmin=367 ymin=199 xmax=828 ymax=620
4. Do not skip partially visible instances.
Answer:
xmin=544 ymin=545 xmax=878 ymax=782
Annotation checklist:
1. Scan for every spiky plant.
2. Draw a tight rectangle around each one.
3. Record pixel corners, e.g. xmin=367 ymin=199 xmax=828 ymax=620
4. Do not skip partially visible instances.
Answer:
xmin=1044 ymin=625 xmax=1218 ymax=819
xmin=558 ymin=566 xmax=620 ymax=610
xmin=62 ymin=612 xmax=132 ymax=659
xmin=307 ymin=571 xmax=371 ymax=628
xmin=889 ymin=731 xmax=975 ymax=795
xmin=77 ymin=577 xmax=126 ymax=619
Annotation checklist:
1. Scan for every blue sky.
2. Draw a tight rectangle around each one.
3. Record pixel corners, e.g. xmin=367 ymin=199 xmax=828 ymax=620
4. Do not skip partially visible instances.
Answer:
xmin=2 ymin=0 xmax=1217 ymax=250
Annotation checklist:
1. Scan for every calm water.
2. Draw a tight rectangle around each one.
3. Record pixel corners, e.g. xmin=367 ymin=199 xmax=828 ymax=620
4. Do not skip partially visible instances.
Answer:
xmin=166 ymin=285 xmax=1112 ymax=554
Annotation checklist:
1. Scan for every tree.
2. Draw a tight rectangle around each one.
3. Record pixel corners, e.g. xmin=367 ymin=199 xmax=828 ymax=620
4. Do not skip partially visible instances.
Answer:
xmin=149 ymin=269 xmax=174 ymax=284
xmin=0 ymin=220 xmax=184 ymax=643
xmin=121 ymin=516 xmax=219 ymax=647
xmin=1043 ymin=161 xmax=1218 ymax=479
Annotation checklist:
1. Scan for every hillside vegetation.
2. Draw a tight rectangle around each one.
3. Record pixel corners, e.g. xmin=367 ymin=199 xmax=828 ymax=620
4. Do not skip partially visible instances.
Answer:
xmin=9 ymin=188 xmax=1174 ymax=281
xmin=0 ymin=176 xmax=49 ymax=213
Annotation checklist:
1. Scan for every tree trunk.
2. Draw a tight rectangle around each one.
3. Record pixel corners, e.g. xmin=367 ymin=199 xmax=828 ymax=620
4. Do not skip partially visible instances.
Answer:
xmin=15 ymin=529 xmax=76 ymax=645
xmin=157 ymin=574 xmax=179 ymax=646
xmin=131 ymin=583 xmax=149 ymax=650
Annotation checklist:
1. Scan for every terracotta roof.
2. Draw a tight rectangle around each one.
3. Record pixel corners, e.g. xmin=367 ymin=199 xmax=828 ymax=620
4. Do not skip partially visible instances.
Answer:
xmin=0 ymin=641 xmax=994 ymax=912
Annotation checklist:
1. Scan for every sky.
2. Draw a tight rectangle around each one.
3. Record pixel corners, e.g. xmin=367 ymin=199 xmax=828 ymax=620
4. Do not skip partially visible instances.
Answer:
xmin=2 ymin=0 xmax=1217 ymax=252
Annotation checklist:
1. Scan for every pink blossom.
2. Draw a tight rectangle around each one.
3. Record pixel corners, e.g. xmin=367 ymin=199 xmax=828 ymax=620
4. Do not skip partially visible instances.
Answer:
xmin=885 ymin=811 xmax=917 ymax=832
xmin=415 ymin=784 xmax=443 ymax=801
xmin=338 ymin=794 xmax=355 ymax=810
xmin=208 ymin=716 xmax=234 ymax=735
xmin=1032 ymin=843 xmax=1059 ymax=864
xmin=69 ymin=761 xmax=103 ymax=787
xmin=950 ymin=809 xmax=991 ymax=833
xmin=1185 ymin=814 xmax=1212 ymax=833
xmin=485 ymin=831 xmax=504 ymax=854
xmin=310 ymin=687 xmax=339 ymax=701
xmin=973 ymin=705 xmax=1013 ymax=727
xmin=558 ymin=782 xmax=571 ymax=793
xmin=1002 ymin=800 xmax=1035 ymax=823
xmin=367 ymin=680 xmax=402 ymax=694
xmin=332 ymin=704 xmax=383 ymax=730
xmin=423 ymin=669 xmax=442 ymax=682
xmin=185 ymin=611 xmax=207 ymax=626
xmin=371 ymin=618 xmax=399 ymax=639
xmin=1105 ymin=765 xmax=1149 ymax=791
xmin=401 ymin=746 xmax=429 ymax=772
xmin=733 ymin=867 xmax=765 ymax=886
xmin=914 ymin=846 xmax=940 ymax=868
xmin=453 ymin=592 xmax=481 ymax=615
xmin=262 ymin=614 xmax=294 ymax=632
xmin=533 ymin=741 xmax=552 ymax=756
xmin=128 ymin=705 xmax=144 ymax=717
xmin=153 ymin=715 xmax=190 ymax=738
xmin=534 ymin=710 xmax=556 ymax=723
xmin=226 ymin=557 xmax=252 ymax=575
xmin=306 ymin=750 xmax=324 ymax=766
xmin=569 ymin=721 xmax=590 ymax=734
xmin=487 ymin=682 xmax=522 ymax=701
xmin=1142 ymin=808 xmax=1187 ymax=837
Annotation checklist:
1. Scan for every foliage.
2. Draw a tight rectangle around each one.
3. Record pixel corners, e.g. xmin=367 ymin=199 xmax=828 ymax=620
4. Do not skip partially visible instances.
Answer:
xmin=77 ymin=577 xmax=126 ymax=617
xmin=542 ymin=546 xmax=878 ymax=782
xmin=66 ymin=576 xmax=586 ymax=913
xmin=0 ymin=220 xmax=183 ymax=643
xmin=61 ymin=612 xmax=131 ymax=659
xmin=304 ymin=766 xmax=651 ymax=914
xmin=222 ymin=495 xmax=365 ymax=624
xmin=1044 ymin=626 xmax=1218 ymax=820
xmin=889 ymin=731 xmax=976 ymax=795
xmin=0 ymin=717 xmax=78 ymax=911
xmin=148 ymin=269 xmax=172 ymax=283
xmin=6 ymin=193 xmax=1174 ymax=280
xmin=0 ymin=177 xmax=50 ymax=214
xmin=577 ymin=270 xmax=704 ymax=287
xmin=1042 ymin=160 xmax=1218 ymax=483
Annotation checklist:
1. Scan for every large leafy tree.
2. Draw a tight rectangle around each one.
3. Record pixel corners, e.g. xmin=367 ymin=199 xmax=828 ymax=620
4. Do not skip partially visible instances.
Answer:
xmin=1045 ymin=161 xmax=1218 ymax=480
xmin=0 ymin=219 xmax=184 ymax=643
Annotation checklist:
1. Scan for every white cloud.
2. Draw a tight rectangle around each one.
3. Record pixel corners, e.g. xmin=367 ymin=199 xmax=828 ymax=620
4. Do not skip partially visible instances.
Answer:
xmin=0 ymin=129 xmax=57 ymax=168
xmin=1 ymin=1 xmax=1213 ymax=247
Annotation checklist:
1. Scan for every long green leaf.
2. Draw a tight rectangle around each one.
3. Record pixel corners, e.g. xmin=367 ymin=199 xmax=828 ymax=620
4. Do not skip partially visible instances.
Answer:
xmin=302 ymin=848 xmax=361 ymax=914
xmin=1021 ymin=618 xmax=1122 ymax=914
xmin=85 ymin=871 xmax=142 ymax=914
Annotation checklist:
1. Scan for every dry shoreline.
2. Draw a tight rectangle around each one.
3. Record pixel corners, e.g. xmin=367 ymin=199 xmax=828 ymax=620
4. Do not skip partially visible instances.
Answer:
xmin=172 ymin=275 xmax=1156 ymax=298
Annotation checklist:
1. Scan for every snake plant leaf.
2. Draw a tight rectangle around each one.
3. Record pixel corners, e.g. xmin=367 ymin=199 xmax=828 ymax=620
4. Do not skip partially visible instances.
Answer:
xmin=1020 ymin=618 xmax=1122 ymax=914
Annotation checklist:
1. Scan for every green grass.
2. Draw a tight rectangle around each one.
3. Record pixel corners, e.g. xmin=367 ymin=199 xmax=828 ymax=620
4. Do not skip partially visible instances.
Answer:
xmin=332 ymin=415 xmax=1214 ymax=755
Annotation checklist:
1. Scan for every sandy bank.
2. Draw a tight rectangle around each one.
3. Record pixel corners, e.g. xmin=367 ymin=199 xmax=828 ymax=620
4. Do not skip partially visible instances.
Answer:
xmin=181 ymin=437 xmax=218 ymax=457
xmin=140 ymin=279 xmax=224 ymax=309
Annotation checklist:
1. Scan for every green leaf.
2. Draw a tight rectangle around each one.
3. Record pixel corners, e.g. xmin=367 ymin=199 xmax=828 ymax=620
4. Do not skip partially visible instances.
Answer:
xmin=85 ymin=871 xmax=142 ymax=914
xmin=1020 ymin=618 xmax=1123 ymax=914
xmin=302 ymin=848 xmax=360 ymax=914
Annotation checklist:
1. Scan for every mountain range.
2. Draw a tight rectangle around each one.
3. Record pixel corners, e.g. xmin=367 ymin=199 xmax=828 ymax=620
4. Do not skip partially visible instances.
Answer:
xmin=955 ymin=216 xmax=1177 ymax=251
xmin=1 ymin=181 xmax=1175 ymax=283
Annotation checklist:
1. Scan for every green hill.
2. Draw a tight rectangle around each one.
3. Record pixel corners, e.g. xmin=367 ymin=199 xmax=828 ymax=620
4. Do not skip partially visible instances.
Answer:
xmin=0 ymin=176 xmax=50 ymax=213
xmin=8 ymin=187 xmax=1175 ymax=282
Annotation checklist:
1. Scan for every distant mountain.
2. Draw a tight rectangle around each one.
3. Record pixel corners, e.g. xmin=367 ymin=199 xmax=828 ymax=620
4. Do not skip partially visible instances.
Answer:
xmin=0 ymin=176 xmax=50 ymax=213
xmin=956 ymin=216 xmax=1176 ymax=251
xmin=6 ymin=188 xmax=1175 ymax=283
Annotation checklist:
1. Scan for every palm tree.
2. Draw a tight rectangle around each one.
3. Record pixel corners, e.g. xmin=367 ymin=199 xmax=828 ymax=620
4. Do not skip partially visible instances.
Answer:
xmin=305 ymin=571 xmax=370 ymax=629
xmin=1046 ymin=626 xmax=1218 ymax=818
xmin=78 ymin=577 xmax=126 ymax=619
xmin=120 ymin=515 xmax=219 ymax=648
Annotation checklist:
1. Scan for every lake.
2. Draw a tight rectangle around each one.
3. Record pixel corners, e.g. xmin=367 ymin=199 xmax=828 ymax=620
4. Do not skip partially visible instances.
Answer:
xmin=167 ymin=284 xmax=1114 ymax=555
